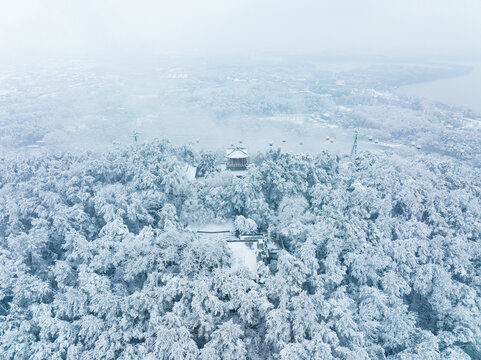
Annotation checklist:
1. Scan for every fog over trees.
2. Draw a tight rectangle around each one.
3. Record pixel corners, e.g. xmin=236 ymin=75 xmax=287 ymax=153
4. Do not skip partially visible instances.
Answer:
xmin=1 ymin=141 xmax=480 ymax=359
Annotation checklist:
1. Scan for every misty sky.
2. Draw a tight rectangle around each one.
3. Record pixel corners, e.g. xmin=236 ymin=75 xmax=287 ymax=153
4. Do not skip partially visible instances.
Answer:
xmin=1 ymin=0 xmax=481 ymax=62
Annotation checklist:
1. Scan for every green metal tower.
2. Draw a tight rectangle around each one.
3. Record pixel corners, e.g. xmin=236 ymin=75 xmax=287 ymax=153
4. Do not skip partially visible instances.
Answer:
xmin=132 ymin=131 xmax=140 ymax=144
xmin=350 ymin=130 xmax=358 ymax=158
xmin=455 ymin=146 xmax=465 ymax=173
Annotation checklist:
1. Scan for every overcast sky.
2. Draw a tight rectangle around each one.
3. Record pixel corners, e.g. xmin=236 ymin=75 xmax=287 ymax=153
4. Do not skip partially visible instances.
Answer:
xmin=1 ymin=0 xmax=481 ymax=63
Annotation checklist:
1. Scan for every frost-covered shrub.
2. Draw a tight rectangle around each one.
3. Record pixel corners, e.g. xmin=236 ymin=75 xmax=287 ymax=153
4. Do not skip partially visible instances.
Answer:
xmin=234 ymin=215 xmax=258 ymax=235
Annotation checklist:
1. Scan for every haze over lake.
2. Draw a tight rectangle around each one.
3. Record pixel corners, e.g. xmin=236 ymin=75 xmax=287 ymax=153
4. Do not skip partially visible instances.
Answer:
xmin=397 ymin=62 xmax=481 ymax=114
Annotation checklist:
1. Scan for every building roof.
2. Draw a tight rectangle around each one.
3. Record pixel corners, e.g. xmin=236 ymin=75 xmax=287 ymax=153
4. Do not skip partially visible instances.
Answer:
xmin=189 ymin=222 xmax=235 ymax=233
xmin=226 ymin=147 xmax=248 ymax=159
xmin=184 ymin=165 xmax=197 ymax=181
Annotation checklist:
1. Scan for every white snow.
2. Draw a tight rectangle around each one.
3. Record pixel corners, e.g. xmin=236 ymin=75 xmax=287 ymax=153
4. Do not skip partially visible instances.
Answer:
xmin=337 ymin=105 xmax=352 ymax=112
xmin=258 ymin=114 xmax=306 ymax=125
xmin=228 ymin=242 xmax=258 ymax=276
xmin=167 ymin=73 xmax=189 ymax=79
xmin=351 ymin=181 xmax=366 ymax=192
xmin=226 ymin=148 xmax=248 ymax=158
xmin=185 ymin=165 xmax=197 ymax=181
xmin=189 ymin=222 xmax=234 ymax=232
xmin=463 ymin=118 xmax=481 ymax=129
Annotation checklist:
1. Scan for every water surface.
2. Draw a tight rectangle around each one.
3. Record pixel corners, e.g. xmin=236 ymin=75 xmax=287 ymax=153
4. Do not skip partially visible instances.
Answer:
xmin=397 ymin=63 xmax=481 ymax=114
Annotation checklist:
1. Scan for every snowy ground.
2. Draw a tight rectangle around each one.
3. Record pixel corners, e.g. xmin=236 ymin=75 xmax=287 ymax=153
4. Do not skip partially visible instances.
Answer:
xmin=228 ymin=242 xmax=258 ymax=277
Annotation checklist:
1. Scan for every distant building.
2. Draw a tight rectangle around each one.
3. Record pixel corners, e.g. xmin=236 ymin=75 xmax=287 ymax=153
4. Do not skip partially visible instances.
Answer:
xmin=226 ymin=147 xmax=248 ymax=171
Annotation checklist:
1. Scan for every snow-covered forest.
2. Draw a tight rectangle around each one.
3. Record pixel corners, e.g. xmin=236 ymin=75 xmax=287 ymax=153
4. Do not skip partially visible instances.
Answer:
xmin=1 ymin=140 xmax=480 ymax=359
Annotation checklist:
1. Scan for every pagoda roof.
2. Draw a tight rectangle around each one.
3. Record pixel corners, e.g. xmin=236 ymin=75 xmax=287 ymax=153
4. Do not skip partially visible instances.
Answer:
xmin=226 ymin=147 xmax=248 ymax=159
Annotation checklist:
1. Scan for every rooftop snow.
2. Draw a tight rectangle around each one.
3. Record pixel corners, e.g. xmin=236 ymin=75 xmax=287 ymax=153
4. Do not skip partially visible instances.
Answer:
xmin=189 ymin=222 xmax=235 ymax=233
xmin=226 ymin=148 xmax=248 ymax=159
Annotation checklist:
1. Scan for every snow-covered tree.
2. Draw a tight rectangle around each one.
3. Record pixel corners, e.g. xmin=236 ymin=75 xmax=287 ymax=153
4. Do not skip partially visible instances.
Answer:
xmin=1 ymin=142 xmax=480 ymax=359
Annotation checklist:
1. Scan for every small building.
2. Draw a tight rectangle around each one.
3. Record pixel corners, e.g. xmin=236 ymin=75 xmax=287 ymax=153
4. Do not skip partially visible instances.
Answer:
xmin=190 ymin=223 xmax=258 ymax=276
xmin=226 ymin=147 xmax=248 ymax=171
xmin=189 ymin=222 xmax=282 ymax=276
